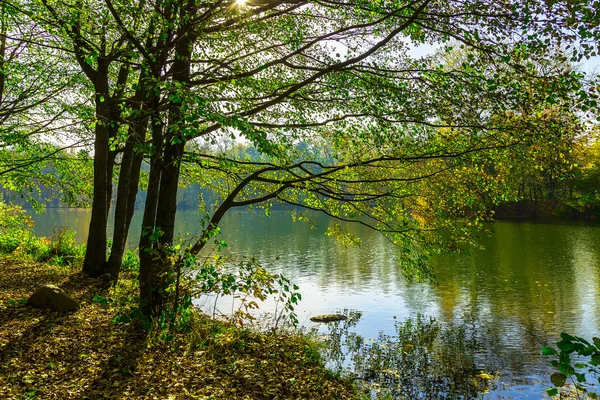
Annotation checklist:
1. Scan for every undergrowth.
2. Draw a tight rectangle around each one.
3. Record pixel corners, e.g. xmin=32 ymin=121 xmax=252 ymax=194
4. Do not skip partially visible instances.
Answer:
xmin=0 ymin=201 xmax=84 ymax=266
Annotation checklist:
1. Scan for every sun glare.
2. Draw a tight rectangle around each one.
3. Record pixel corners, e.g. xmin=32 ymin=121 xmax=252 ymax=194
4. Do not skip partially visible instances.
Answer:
xmin=236 ymin=0 xmax=246 ymax=5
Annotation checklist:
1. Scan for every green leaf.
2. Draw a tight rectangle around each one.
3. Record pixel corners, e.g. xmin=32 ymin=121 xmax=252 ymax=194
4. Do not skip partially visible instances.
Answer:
xmin=546 ymin=388 xmax=559 ymax=397
xmin=542 ymin=347 xmax=557 ymax=356
xmin=551 ymin=372 xmax=567 ymax=387
xmin=92 ymin=295 xmax=109 ymax=306
xmin=557 ymin=341 xmax=575 ymax=352
xmin=560 ymin=332 xmax=577 ymax=342
xmin=582 ymin=346 xmax=595 ymax=356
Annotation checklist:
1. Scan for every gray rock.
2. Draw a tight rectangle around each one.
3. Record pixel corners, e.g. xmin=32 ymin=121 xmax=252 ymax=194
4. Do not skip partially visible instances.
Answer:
xmin=27 ymin=285 xmax=79 ymax=312
xmin=310 ymin=314 xmax=347 ymax=323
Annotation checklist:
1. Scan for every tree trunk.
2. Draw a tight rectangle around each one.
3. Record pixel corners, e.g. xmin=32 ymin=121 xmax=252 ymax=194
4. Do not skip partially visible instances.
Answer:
xmin=106 ymin=136 xmax=143 ymax=279
xmin=0 ymin=12 xmax=7 ymax=106
xmin=139 ymin=112 xmax=165 ymax=316
xmin=82 ymin=61 xmax=111 ymax=278
xmin=107 ymin=98 xmax=149 ymax=280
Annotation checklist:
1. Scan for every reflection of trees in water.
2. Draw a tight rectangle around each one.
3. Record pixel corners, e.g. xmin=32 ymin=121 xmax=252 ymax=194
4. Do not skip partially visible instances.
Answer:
xmin=319 ymin=311 xmax=496 ymax=399
xmin=428 ymin=222 xmax=600 ymax=378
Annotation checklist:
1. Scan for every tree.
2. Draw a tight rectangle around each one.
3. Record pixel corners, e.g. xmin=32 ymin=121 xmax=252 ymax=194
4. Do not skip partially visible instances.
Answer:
xmin=569 ymin=125 xmax=600 ymax=215
xmin=127 ymin=0 xmax=599 ymax=316
xmin=16 ymin=0 xmax=600 ymax=317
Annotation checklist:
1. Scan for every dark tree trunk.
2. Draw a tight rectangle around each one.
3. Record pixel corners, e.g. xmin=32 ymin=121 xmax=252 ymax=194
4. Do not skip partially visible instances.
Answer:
xmin=0 ymin=15 xmax=6 ymax=106
xmin=106 ymin=134 xmax=144 ymax=279
xmin=82 ymin=61 xmax=111 ymax=277
xmin=107 ymin=96 xmax=149 ymax=280
xmin=155 ymin=143 xmax=185 ymax=246
xmin=138 ymin=114 xmax=165 ymax=316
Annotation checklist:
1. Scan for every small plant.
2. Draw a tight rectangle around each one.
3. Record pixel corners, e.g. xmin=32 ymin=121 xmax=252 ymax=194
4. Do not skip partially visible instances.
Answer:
xmin=5 ymin=298 xmax=28 ymax=307
xmin=48 ymin=228 xmax=77 ymax=258
xmin=192 ymin=255 xmax=302 ymax=329
xmin=92 ymin=295 xmax=112 ymax=307
xmin=113 ymin=305 xmax=149 ymax=329
xmin=542 ymin=333 xmax=600 ymax=399
xmin=22 ymin=388 xmax=40 ymax=399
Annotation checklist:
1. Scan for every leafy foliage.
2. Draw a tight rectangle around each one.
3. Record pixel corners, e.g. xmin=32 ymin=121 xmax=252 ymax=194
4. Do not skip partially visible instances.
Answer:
xmin=0 ymin=200 xmax=84 ymax=265
xmin=0 ymin=0 xmax=92 ymax=207
xmin=136 ymin=235 xmax=303 ymax=331
xmin=543 ymin=333 xmax=600 ymax=399
xmin=193 ymin=255 xmax=302 ymax=328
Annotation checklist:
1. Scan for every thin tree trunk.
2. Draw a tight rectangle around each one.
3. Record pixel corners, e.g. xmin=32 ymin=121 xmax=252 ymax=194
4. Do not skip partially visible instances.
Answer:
xmin=107 ymin=101 xmax=149 ymax=280
xmin=106 ymin=137 xmax=141 ymax=279
xmin=0 ymin=11 xmax=6 ymax=107
xmin=139 ymin=112 xmax=164 ymax=316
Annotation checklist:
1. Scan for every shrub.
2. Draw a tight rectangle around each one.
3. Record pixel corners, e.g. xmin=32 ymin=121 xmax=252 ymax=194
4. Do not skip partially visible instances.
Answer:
xmin=43 ymin=227 xmax=84 ymax=265
xmin=0 ymin=200 xmax=36 ymax=254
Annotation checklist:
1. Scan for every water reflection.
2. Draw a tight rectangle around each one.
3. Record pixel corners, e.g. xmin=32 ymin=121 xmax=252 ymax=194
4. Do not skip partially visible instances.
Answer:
xmin=320 ymin=311 xmax=497 ymax=399
xmin=30 ymin=209 xmax=600 ymax=398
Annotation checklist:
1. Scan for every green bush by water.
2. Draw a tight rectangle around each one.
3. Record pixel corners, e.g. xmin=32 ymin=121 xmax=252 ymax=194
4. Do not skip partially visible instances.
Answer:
xmin=0 ymin=201 xmax=84 ymax=266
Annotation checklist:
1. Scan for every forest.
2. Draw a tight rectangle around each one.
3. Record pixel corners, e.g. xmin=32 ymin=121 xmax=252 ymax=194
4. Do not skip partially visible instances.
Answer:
xmin=1 ymin=0 xmax=600 ymax=398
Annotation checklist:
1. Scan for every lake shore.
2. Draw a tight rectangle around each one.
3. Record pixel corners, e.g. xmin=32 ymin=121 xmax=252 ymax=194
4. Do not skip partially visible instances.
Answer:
xmin=0 ymin=256 xmax=358 ymax=399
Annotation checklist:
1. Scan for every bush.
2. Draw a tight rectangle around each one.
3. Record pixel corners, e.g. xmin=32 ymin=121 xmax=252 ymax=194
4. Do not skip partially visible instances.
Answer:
xmin=0 ymin=201 xmax=37 ymax=254
xmin=42 ymin=227 xmax=84 ymax=265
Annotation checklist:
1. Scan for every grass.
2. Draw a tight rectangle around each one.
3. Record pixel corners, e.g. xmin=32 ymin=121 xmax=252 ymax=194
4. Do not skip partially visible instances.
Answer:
xmin=0 ymin=255 xmax=358 ymax=399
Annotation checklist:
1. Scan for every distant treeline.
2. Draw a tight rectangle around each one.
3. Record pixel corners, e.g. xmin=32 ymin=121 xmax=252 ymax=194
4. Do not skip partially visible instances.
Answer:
xmin=493 ymin=129 xmax=600 ymax=220
xmin=3 ymin=135 xmax=599 ymax=220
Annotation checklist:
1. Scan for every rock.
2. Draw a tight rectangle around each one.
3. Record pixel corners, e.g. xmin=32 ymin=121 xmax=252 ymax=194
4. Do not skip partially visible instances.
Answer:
xmin=27 ymin=285 xmax=79 ymax=312
xmin=309 ymin=314 xmax=347 ymax=323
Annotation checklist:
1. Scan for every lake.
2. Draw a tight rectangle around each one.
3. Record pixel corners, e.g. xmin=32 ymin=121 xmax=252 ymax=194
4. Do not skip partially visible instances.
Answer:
xmin=31 ymin=208 xmax=600 ymax=399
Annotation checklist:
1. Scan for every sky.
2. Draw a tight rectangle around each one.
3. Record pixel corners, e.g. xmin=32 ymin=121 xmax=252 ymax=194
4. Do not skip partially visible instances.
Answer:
xmin=581 ymin=55 xmax=600 ymax=75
